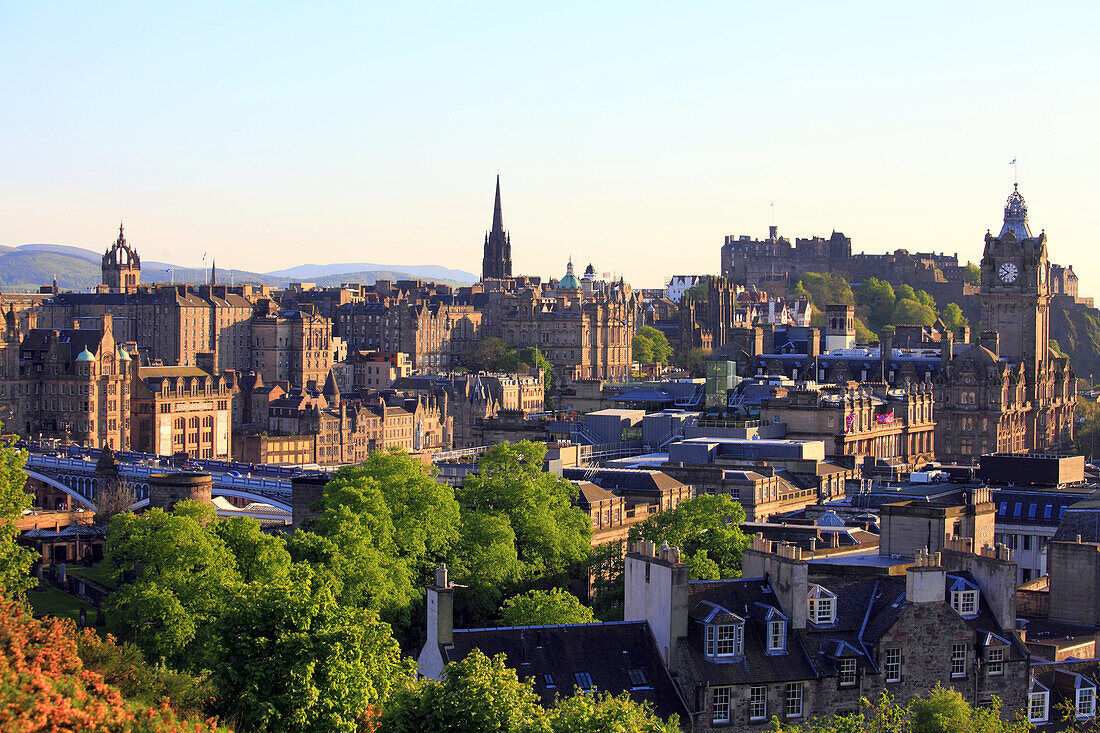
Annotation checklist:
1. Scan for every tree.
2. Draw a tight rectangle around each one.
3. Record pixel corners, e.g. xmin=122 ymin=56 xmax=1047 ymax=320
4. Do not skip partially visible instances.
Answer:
xmin=457 ymin=442 xmax=592 ymax=584
xmin=896 ymin=283 xmax=917 ymax=302
xmin=963 ymin=262 xmax=981 ymax=285
xmin=0 ymin=431 xmax=34 ymax=601
xmin=501 ymin=588 xmax=597 ymax=626
xmin=376 ymin=650 xmax=680 ymax=733
xmin=797 ymin=272 xmax=854 ymax=307
xmin=105 ymin=501 xmax=244 ymax=669
xmin=293 ymin=451 xmax=461 ymax=629
xmin=469 ymin=337 xmax=509 ymax=372
xmin=684 ymin=281 xmax=709 ymax=303
xmin=892 ymin=298 xmax=937 ymax=327
xmin=939 ymin=303 xmax=968 ymax=335
xmin=673 ymin=347 xmax=710 ymax=377
xmin=627 ymin=494 xmax=750 ymax=580
xmin=856 ymin=277 xmax=896 ymax=331
xmin=633 ymin=326 xmax=673 ymax=365
xmin=516 ymin=346 xmax=555 ymax=396
xmin=769 ymin=686 xmax=1030 ymax=732
xmin=212 ymin=565 xmax=412 ymax=733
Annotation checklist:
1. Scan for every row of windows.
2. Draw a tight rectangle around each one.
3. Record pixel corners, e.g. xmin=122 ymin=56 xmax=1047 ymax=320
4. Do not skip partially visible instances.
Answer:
xmin=712 ymin=683 xmax=801 ymax=723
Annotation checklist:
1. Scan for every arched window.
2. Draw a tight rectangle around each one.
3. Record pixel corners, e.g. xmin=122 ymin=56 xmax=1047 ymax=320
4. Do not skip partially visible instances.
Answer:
xmin=202 ymin=416 xmax=213 ymax=427
xmin=188 ymin=417 xmax=199 ymax=428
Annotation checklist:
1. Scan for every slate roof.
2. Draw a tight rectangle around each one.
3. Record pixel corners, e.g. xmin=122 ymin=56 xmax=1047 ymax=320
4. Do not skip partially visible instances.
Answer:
xmin=444 ymin=621 xmax=689 ymax=724
xmin=561 ymin=467 xmax=688 ymax=495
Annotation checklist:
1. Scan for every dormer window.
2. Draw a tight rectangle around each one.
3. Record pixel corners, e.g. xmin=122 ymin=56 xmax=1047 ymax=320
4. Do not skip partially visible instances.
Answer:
xmin=1078 ymin=686 xmax=1096 ymax=718
xmin=768 ymin=620 xmax=786 ymax=652
xmin=1029 ymin=690 xmax=1049 ymax=723
xmin=808 ymin=585 xmax=837 ymax=625
xmin=951 ymin=590 xmax=978 ymax=617
xmin=706 ymin=623 xmax=744 ymax=658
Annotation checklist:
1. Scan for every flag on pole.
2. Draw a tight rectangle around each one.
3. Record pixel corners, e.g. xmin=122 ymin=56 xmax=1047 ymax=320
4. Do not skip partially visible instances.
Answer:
xmin=845 ymin=413 xmax=855 ymax=433
xmin=1010 ymin=158 xmax=1016 ymax=165
xmin=875 ymin=410 xmax=895 ymax=425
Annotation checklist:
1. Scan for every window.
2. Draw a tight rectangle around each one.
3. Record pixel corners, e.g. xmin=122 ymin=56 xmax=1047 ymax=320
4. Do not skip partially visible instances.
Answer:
xmin=706 ymin=623 xmax=744 ymax=657
xmin=1028 ymin=691 xmax=1048 ymax=723
xmin=574 ymin=672 xmax=593 ymax=692
xmin=951 ymin=643 xmax=967 ymax=678
xmin=786 ymin=682 xmax=803 ymax=718
xmin=1078 ymin=687 xmax=1096 ymax=718
xmin=627 ymin=668 xmax=648 ymax=688
xmin=987 ymin=647 xmax=1004 ymax=676
xmin=809 ymin=596 xmax=836 ymax=624
xmin=749 ymin=686 xmax=767 ymax=721
xmin=544 ymin=674 xmax=555 ymax=688
xmin=839 ymin=658 xmax=857 ymax=687
xmin=885 ymin=648 xmax=902 ymax=682
xmin=712 ymin=686 xmax=731 ymax=723
xmin=951 ymin=590 xmax=978 ymax=617
xmin=768 ymin=620 xmax=786 ymax=652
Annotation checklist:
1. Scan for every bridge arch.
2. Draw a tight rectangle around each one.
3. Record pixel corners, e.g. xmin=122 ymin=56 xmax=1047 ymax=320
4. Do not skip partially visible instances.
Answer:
xmin=25 ymin=469 xmax=96 ymax=511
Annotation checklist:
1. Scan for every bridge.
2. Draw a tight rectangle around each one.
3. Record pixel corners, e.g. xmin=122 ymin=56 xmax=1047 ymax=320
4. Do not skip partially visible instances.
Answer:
xmin=25 ymin=452 xmax=295 ymax=515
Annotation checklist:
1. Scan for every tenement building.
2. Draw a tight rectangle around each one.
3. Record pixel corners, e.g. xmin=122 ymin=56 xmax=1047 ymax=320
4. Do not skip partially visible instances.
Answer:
xmin=2 ymin=313 xmax=131 ymax=449
xmin=250 ymin=304 xmax=336 ymax=390
xmin=129 ymin=365 xmax=234 ymax=459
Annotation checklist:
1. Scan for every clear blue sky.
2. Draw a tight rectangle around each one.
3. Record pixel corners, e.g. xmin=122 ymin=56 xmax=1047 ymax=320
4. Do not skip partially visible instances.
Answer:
xmin=2 ymin=2 xmax=1098 ymax=292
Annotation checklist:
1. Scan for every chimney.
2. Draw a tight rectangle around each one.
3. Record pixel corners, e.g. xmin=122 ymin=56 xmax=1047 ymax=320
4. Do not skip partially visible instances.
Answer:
xmin=980 ymin=330 xmax=1000 ymax=357
xmin=941 ymin=328 xmax=954 ymax=366
xmin=416 ymin=564 xmax=457 ymax=680
xmin=880 ymin=330 xmax=893 ymax=380
xmin=806 ymin=327 xmax=821 ymax=360
xmin=769 ymin=225 xmax=778 ymax=241
xmin=906 ymin=548 xmax=946 ymax=604
xmin=742 ymin=534 xmax=809 ymax=629
xmin=623 ymin=540 xmax=689 ymax=667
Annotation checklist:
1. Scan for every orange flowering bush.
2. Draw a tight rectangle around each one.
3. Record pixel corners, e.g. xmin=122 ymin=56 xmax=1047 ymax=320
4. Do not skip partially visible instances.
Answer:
xmin=0 ymin=596 xmax=219 ymax=732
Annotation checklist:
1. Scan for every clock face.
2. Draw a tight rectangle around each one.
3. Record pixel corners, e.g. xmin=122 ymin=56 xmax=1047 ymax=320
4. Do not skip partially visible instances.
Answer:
xmin=999 ymin=262 xmax=1019 ymax=283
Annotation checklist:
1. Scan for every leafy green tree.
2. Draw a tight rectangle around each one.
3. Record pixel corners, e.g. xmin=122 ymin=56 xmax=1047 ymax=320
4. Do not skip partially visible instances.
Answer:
xmin=0 ymin=431 xmax=34 ymax=600
xmin=549 ymin=691 xmax=680 ymax=732
xmin=501 ymin=588 xmax=597 ymax=626
xmin=376 ymin=650 xmax=681 ymax=733
xmin=895 ymin=283 xmax=917 ymax=302
xmin=457 ymin=442 xmax=592 ymax=583
xmin=469 ymin=336 xmax=510 ymax=372
xmin=628 ymin=494 xmax=750 ymax=580
xmin=856 ymin=277 xmax=896 ymax=331
xmin=672 ymin=347 xmax=711 ymax=377
xmin=448 ymin=510 xmax=524 ymax=624
xmin=892 ymin=298 xmax=937 ymax=327
xmin=915 ymin=289 xmax=936 ymax=309
xmin=797 ymin=272 xmax=854 ymax=307
xmin=516 ymin=346 xmax=555 ymax=396
xmin=213 ymin=565 xmax=413 ymax=733
xmin=633 ymin=326 xmax=673 ymax=365
xmin=684 ymin=281 xmax=709 ymax=303
xmin=105 ymin=501 xmax=243 ymax=668
xmin=939 ymin=303 xmax=968 ymax=335
xmin=963 ymin=262 xmax=981 ymax=285
xmin=212 ymin=516 xmax=291 ymax=584
xmin=293 ymin=451 xmax=461 ymax=628
xmin=376 ymin=650 xmax=546 ymax=733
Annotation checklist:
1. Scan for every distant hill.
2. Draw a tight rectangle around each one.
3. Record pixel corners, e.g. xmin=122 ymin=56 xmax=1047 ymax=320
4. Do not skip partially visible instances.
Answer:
xmin=264 ymin=262 xmax=477 ymax=284
xmin=1051 ymin=304 xmax=1100 ymax=383
xmin=0 ymin=243 xmax=474 ymax=293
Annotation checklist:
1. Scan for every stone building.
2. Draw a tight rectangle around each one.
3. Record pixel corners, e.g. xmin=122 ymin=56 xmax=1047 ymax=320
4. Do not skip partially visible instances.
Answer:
xmin=625 ymin=535 xmax=1026 ymax=731
xmin=129 ymin=365 xmax=235 ymax=459
xmin=758 ymin=382 xmax=936 ymax=471
xmin=4 ymin=313 xmax=131 ymax=449
xmin=482 ymin=175 xmax=512 ymax=280
xmin=250 ymin=305 xmax=335 ymax=390
xmin=679 ymin=276 xmax=810 ymax=352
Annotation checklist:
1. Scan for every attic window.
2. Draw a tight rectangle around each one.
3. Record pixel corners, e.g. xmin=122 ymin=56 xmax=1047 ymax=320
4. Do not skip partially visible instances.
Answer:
xmin=808 ymin=585 xmax=838 ymax=625
xmin=574 ymin=672 xmax=594 ymax=692
xmin=951 ymin=589 xmax=978 ymax=617
xmin=1078 ymin=686 xmax=1096 ymax=718
xmin=627 ymin=668 xmax=648 ymax=688
xmin=706 ymin=623 xmax=744 ymax=658
xmin=1028 ymin=691 xmax=1048 ymax=723
xmin=544 ymin=673 xmax=555 ymax=688
xmin=768 ymin=620 xmax=786 ymax=652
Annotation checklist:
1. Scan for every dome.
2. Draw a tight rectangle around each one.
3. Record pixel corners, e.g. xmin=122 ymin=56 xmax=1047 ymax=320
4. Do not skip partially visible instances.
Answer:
xmin=75 ymin=346 xmax=95 ymax=362
xmin=999 ymin=184 xmax=1032 ymax=240
xmin=557 ymin=260 xmax=581 ymax=291
xmin=583 ymin=263 xmax=596 ymax=280
xmin=816 ymin=510 xmax=846 ymax=527
xmin=118 ymin=345 xmax=131 ymax=362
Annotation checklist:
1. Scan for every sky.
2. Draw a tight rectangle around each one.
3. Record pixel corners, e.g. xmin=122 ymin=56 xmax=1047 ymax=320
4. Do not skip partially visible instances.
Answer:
xmin=2 ymin=2 xmax=1098 ymax=292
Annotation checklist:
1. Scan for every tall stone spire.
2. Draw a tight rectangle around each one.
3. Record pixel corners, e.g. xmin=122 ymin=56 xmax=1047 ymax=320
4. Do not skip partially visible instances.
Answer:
xmin=210 ymin=259 xmax=217 ymax=286
xmin=481 ymin=175 xmax=513 ymax=280
xmin=492 ymin=174 xmax=504 ymax=233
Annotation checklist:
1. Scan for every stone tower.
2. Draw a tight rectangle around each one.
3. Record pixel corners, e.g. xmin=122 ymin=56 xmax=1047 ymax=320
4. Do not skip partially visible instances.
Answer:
xmin=481 ymin=175 xmax=512 ymax=280
xmin=978 ymin=185 xmax=1050 ymax=394
xmin=101 ymin=221 xmax=141 ymax=293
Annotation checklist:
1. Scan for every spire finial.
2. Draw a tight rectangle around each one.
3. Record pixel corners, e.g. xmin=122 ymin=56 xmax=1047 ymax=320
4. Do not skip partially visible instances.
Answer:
xmin=492 ymin=174 xmax=503 ymax=233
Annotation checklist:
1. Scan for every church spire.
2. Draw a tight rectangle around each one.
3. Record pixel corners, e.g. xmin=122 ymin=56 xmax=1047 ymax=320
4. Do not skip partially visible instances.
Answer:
xmin=492 ymin=174 xmax=504 ymax=233
xmin=210 ymin=259 xmax=217 ymax=286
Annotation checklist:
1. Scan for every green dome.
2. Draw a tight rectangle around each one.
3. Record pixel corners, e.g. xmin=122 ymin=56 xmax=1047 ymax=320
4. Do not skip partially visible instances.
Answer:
xmin=557 ymin=260 xmax=581 ymax=291
xmin=118 ymin=345 xmax=131 ymax=361
xmin=75 ymin=346 xmax=95 ymax=362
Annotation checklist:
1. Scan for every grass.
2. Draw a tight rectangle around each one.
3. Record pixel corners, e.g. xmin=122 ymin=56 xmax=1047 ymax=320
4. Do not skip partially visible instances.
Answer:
xmin=68 ymin=563 xmax=118 ymax=590
xmin=27 ymin=583 xmax=90 ymax=624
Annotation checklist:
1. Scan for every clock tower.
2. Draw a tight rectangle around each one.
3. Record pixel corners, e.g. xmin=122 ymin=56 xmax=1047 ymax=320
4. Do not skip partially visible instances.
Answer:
xmin=978 ymin=184 xmax=1050 ymax=387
